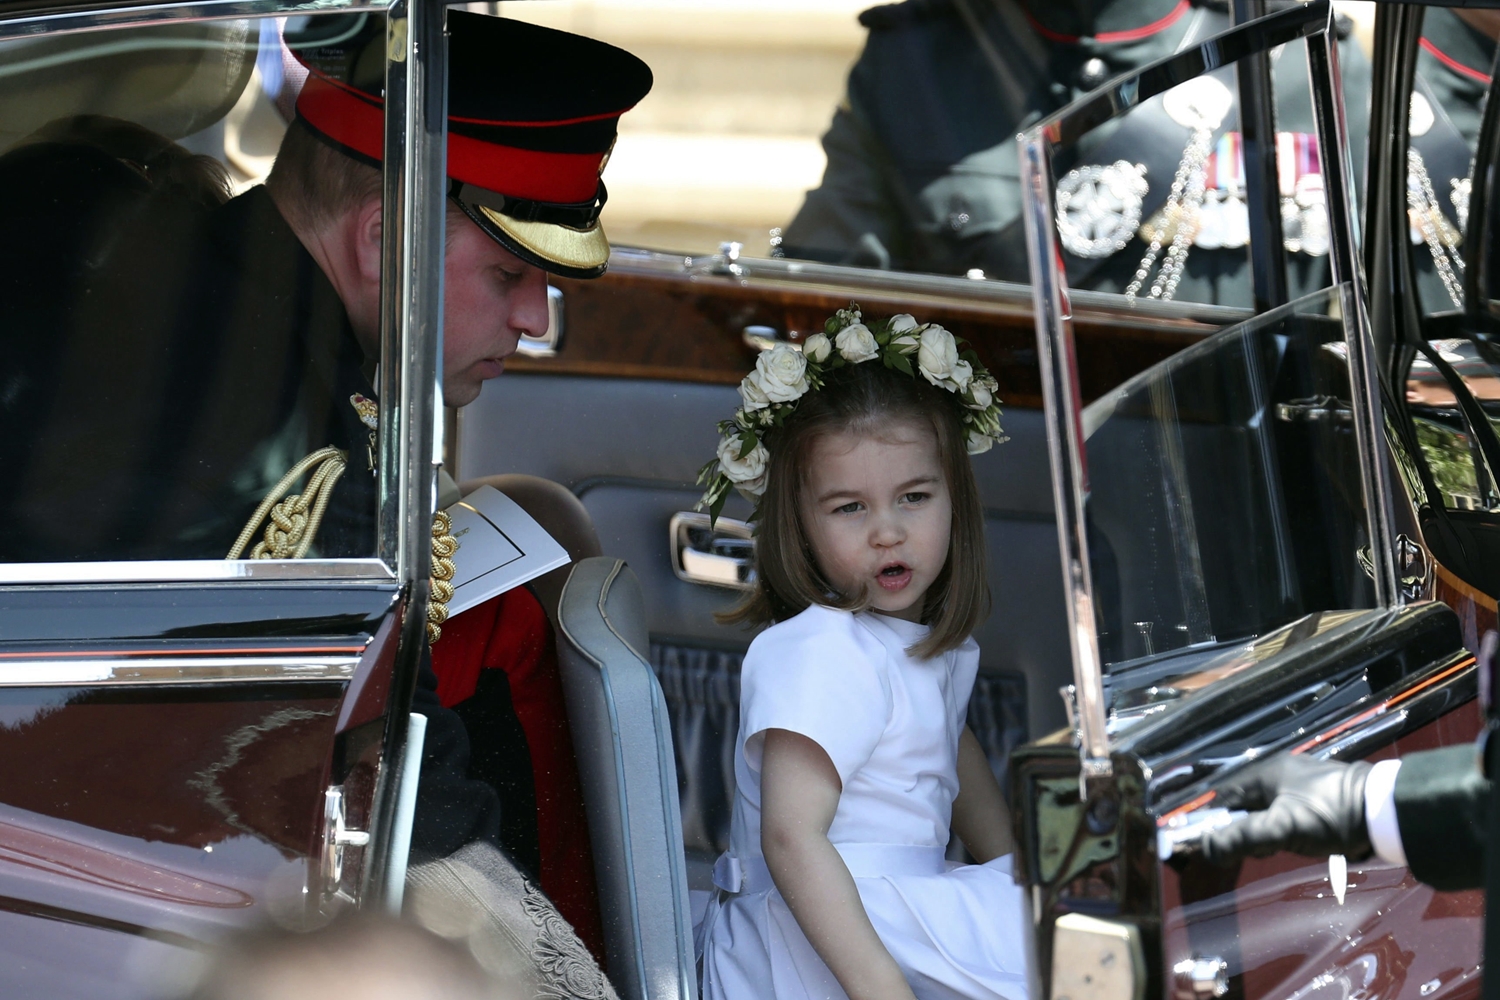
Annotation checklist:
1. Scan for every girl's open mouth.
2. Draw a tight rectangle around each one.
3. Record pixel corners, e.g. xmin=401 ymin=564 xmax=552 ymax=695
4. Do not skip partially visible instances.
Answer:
xmin=876 ymin=563 xmax=912 ymax=591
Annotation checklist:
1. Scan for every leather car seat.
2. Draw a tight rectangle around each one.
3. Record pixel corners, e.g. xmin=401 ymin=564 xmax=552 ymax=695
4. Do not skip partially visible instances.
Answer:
xmin=458 ymin=472 xmax=604 ymax=627
xmin=556 ymin=556 xmax=697 ymax=1000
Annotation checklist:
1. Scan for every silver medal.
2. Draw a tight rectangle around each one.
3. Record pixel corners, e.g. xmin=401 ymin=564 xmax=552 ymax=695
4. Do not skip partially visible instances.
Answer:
xmin=1194 ymin=188 xmax=1226 ymax=250
xmin=1055 ymin=160 xmax=1149 ymax=258
xmin=1293 ymin=174 xmax=1330 ymax=258
xmin=1221 ymin=187 xmax=1250 ymax=248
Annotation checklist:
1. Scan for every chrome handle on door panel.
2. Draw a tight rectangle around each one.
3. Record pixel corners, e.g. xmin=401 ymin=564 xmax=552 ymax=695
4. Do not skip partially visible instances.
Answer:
xmin=670 ymin=512 xmax=755 ymax=590
xmin=516 ymin=285 xmax=565 ymax=357
xmin=322 ymin=785 xmax=370 ymax=903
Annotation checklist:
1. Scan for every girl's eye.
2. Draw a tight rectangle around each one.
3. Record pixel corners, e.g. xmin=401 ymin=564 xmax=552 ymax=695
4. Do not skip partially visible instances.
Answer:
xmin=833 ymin=501 xmax=863 ymax=515
xmin=902 ymin=492 xmax=929 ymax=504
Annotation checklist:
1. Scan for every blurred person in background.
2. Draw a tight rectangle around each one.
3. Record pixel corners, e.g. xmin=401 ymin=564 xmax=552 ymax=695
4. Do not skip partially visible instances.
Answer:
xmin=181 ymin=916 xmax=518 ymax=1000
xmin=782 ymin=0 xmax=1371 ymax=308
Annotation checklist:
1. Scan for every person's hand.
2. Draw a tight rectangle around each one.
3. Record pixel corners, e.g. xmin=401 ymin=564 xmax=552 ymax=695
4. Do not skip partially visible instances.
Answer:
xmin=1199 ymin=754 xmax=1372 ymax=865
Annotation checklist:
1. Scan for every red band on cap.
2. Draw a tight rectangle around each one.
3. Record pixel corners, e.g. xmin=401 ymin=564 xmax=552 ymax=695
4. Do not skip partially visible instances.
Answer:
xmin=1420 ymin=38 xmax=1493 ymax=86
xmin=297 ymin=73 xmax=605 ymax=203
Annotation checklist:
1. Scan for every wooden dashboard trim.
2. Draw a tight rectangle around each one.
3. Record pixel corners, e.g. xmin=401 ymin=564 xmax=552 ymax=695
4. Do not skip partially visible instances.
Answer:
xmin=510 ymin=265 xmax=1225 ymax=408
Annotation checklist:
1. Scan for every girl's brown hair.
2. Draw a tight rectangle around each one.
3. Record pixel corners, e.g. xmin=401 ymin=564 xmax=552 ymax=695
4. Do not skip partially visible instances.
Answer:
xmin=719 ymin=360 xmax=989 ymax=658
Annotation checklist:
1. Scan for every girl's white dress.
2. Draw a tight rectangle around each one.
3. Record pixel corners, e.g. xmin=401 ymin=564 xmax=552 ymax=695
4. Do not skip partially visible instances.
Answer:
xmin=698 ymin=604 xmax=1031 ymax=1000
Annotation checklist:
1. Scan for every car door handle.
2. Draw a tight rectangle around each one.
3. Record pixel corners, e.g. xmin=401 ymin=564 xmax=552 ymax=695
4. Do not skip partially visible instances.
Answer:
xmin=670 ymin=511 xmax=755 ymax=590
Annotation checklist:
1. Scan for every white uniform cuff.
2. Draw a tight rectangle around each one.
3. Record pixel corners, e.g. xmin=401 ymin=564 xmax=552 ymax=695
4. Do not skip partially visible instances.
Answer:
xmin=1364 ymin=758 xmax=1406 ymax=867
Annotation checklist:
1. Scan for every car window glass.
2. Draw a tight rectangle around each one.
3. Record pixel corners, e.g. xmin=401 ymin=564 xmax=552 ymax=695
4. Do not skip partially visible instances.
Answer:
xmin=493 ymin=0 xmax=1369 ymax=311
xmin=1083 ymin=287 xmax=1370 ymax=680
xmin=1405 ymin=339 xmax=1500 ymax=512
xmin=0 ymin=13 xmax=384 ymax=565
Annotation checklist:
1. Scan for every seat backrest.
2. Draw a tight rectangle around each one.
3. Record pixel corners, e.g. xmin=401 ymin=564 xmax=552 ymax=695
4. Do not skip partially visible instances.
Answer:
xmin=459 ymin=472 xmax=603 ymax=630
xmin=555 ymin=557 xmax=697 ymax=1000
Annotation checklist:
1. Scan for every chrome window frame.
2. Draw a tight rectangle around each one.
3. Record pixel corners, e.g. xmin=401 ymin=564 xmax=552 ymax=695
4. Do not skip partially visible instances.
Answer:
xmin=0 ymin=0 xmax=386 ymax=40
xmin=1018 ymin=0 xmax=1399 ymax=790
xmin=0 ymin=0 xmax=434 ymax=589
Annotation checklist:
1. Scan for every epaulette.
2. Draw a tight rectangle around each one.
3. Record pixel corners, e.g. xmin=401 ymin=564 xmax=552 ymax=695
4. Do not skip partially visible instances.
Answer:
xmin=859 ymin=0 xmax=955 ymax=30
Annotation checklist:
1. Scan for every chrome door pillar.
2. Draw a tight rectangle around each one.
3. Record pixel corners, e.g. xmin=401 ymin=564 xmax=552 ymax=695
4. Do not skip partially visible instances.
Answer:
xmin=368 ymin=0 xmax=449 ymax=902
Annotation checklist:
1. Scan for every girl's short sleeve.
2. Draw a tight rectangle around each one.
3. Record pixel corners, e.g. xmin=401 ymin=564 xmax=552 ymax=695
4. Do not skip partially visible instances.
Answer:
xmin=739 ymin=609 xmax=892 ymax=787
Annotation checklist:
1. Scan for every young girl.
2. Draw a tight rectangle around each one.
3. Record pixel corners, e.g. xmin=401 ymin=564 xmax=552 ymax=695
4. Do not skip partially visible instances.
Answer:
xmin=695 ymin=306 xmax=1028 ymax=1000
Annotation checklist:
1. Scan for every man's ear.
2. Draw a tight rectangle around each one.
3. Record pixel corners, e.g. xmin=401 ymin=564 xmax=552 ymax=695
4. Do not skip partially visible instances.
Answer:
xmin=353 ymin=195 xmax=383 ymax=286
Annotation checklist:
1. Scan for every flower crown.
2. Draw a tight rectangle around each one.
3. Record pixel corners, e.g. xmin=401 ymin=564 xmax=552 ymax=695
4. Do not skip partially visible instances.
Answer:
xmin=696 ymin=304 xmax=1006 ymax=523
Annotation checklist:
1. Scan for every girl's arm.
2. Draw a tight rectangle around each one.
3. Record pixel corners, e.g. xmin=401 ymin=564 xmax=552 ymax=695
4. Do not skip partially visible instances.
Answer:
xmin=951 ymin=726 xmax=1016 ymax=862
xmin=760 ymin=728 xmax=918 ymax=1000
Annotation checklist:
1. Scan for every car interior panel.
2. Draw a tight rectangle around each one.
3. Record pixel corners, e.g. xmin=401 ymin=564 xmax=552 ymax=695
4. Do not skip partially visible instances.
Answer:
xmin=556 ymin=555 xmax=697 ymax=1000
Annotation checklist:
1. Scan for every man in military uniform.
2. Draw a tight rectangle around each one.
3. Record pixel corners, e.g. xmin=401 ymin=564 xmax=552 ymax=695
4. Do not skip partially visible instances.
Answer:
xmin=235 ymin=12 xmax=650 ymax=949
xmin=780 ymin=0 xmax=1370 ymax=308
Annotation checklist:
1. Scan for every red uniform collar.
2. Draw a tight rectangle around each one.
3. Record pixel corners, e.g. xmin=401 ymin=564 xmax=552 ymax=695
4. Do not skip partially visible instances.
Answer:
xmin=1024 ymin=0 xmax=1189 ymax=45
xmin=1420 ymin=37 xmax=1493 ymax=86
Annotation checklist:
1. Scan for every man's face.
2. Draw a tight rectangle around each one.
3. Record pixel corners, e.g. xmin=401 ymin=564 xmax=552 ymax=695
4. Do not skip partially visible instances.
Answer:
xmin=442 ymin=210 xmax=550 ymax=407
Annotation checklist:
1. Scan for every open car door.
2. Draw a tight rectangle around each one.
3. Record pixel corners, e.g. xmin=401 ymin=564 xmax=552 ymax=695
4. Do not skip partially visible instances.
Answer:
xmin=1013 ymin=5 xmax=1488 ymax=1000
xmin=0 ymin=4 xmax=446 ymax=994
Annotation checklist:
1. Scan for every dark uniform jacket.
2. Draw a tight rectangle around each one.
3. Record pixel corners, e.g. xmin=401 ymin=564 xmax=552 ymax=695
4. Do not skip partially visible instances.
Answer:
xmin=1391 ymin=743 xmax=1488 ymax=892
xmin=0 ymin=171 xmax=375 ymax=561
xmin=782 ymin=0 xmax=1371 ymax=308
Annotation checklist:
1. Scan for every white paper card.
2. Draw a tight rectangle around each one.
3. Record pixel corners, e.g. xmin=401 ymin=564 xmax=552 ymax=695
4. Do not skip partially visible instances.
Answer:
xmin=443 ymin=486 xmax=571 ymax=618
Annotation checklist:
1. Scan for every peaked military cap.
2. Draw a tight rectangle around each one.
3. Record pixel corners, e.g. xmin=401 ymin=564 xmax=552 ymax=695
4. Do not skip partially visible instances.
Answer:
xmin=289 ymin=11 xmax=652 ymax=278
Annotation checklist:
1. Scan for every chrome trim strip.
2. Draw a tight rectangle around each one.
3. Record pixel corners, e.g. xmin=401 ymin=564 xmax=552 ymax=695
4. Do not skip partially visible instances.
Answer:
xmin=375 ymin=0 xmax=444 ymax=583
xmin=1307 ymin=26 xmax=1400 ymax=607
xmin=0 ymin=558 xmax=395 ymax=585
xmin=382 ymin=710 xmax=427 ymax=914
xmin=0 ymin=0 xmax=387 ymax=39
xmin=1020 ymin=128 xmax=1111 ymax=788
xmin=0 ymin=656 xmax=358 ymax=685
xmin=606 ymin=247 xmax=1251 ymax=330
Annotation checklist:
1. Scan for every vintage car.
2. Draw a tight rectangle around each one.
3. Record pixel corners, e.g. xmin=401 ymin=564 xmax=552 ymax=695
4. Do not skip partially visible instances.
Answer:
xmin=0 ymin=0 xmax=1496 ymax=998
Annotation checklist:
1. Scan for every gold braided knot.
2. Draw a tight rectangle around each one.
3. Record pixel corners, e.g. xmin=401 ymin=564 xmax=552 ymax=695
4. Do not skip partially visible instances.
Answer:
xmin=427 ymin=509 xmax=459 ymax=645
xmin=226 ymin=447 xmax=348 ymax=560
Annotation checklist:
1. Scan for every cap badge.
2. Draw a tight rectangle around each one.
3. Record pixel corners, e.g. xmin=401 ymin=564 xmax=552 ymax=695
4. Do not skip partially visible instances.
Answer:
xmin=349 ymin=393 xmax=380 ymax=430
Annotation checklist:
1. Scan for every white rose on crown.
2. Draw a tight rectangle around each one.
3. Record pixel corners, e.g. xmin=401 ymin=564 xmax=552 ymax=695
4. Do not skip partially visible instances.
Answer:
xmin=917 ymin=325 xmax=961 ymax=387
xmin=749 ymin=343 xmax=809 ymax=403
xmin=739 ymin=371 xmax=771 ymax=411
xmin=965 ymin=428 xmax=996 ymax=455
xmin=835 ymin=323 xmax=880 ymax=363
xmin=967 ymin=374 xmax=999 ymax=409
xmin=717 ymin=435 xmax=769 ymax=496
xmin=698 ymin=305 xmax=1008 ymax=520
xmin=802 ymin=333 xmax=832 ymax=363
